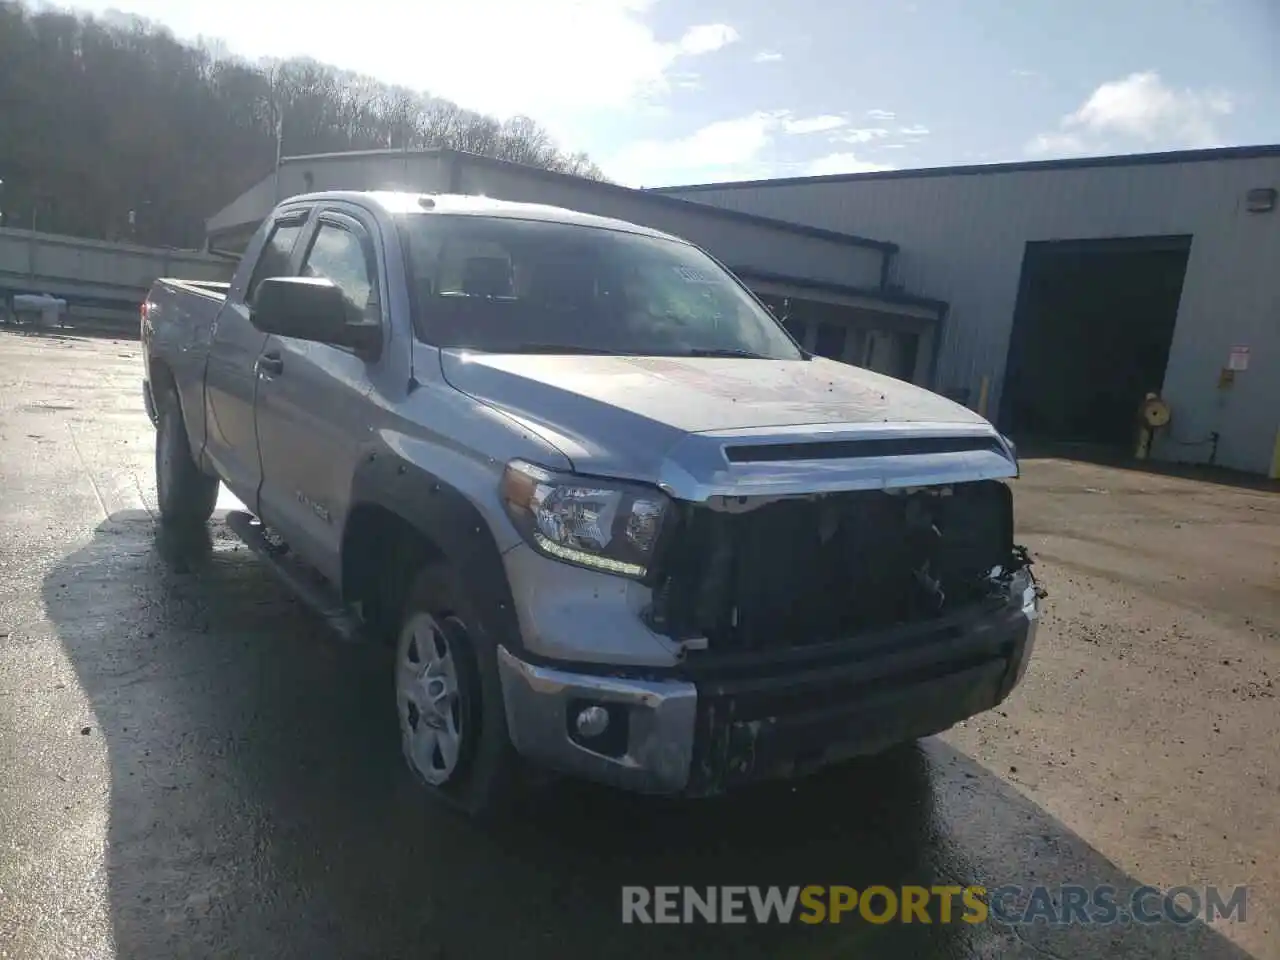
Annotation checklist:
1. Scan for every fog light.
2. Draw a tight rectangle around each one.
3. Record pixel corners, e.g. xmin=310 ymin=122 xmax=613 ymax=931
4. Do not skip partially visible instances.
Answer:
xmin=575 ymin=705 xmax=611 ymax=738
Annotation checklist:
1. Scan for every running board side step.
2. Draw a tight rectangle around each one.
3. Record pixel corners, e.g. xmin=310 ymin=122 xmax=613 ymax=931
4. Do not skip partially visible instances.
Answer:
xmin=224 ymin=509 xmax=367 ymax=644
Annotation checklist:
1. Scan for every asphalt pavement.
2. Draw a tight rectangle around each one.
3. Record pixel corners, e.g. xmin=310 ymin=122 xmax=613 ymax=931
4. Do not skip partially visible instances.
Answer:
xmin=1 ymin=330 xmax=1276 ymax=959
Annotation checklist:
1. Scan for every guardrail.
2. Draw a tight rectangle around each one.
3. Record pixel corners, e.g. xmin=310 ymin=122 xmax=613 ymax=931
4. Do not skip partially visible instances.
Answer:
xmin=0 ymin=227 xmax=233 ymax=313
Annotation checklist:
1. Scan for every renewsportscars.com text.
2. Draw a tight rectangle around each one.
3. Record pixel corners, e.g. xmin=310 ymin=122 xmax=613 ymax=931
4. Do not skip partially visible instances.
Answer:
xmin=621 ymin=884 xmax=1248 ymax=926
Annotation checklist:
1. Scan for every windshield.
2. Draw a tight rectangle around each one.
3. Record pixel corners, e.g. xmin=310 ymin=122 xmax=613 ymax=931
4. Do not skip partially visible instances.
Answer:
xmin=398 ymin=213 xmax=804 ymax=360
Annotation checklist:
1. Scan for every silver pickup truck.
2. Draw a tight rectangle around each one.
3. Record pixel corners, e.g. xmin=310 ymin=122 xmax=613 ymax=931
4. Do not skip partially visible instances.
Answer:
xmin=142 ymin=190 xmax=1040 ymax=816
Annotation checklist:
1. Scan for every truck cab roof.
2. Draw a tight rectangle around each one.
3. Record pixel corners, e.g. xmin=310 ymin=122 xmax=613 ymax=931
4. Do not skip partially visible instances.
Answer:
xmin=279 ymin=190 xmax=683 ymax=245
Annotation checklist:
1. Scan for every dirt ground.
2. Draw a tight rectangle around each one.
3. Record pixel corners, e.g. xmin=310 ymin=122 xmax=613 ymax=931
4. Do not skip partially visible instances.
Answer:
xmin=1 ymin=329 xmax=1276 ymax=959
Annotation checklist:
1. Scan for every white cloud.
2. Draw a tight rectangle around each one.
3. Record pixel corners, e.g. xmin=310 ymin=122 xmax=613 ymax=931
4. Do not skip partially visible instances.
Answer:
xmin=1070 ymin=71 xmax=1230 ymax=139
xmin=59 ymin=0 xmax=740 ymax=142
xmin=898 ymin=124 xmax=929 ymax=137
xmin=1025 ymin=132 xmax=1088 ymax=156
xmin=677 ymin=23 xmax=740 ymax=56
xmin=753 ymin=50 xmax=784 ymax=63
xmin=1027 ymin=71 xmax=1233 ymax=155
xmin=841 ymin=127 xmax=890 ymax=144
xmin=866 ymin=109 xmax=896 ymax=120
xmin=783 ymin=115 xmax=847 ymax=135
xmin=607 ymin=111 xmax=784 ymax=186
xmin=805 ymin=153 xmax=896 ymax=176
xmin=608 ymin=109 xmax=895 ymax=185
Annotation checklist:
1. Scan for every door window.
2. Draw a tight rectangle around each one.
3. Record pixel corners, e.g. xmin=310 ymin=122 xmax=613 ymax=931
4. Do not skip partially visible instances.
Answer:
xmin=245 ymin=221 xmax=304 ymax=303
xmin=300 ymin=221 xmax=377 ymax=324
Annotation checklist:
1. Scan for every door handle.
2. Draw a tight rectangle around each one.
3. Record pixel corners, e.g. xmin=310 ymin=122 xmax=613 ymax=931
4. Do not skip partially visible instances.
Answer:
xmin=256 ymin=352 xmax=284 ymax=376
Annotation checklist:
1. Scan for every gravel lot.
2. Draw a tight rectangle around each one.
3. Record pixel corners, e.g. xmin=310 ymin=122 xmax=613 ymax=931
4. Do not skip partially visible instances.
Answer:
xmin=1 ymin=329 xmax=1276 ymax=959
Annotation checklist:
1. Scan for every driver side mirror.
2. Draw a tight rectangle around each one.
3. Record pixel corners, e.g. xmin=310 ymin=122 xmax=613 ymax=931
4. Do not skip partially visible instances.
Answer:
xmin=250 ymin=276 xmax=382 ymax=357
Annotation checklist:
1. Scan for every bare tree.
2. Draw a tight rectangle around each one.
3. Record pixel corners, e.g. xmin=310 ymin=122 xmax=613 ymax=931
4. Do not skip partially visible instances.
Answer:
xmin=0 ymin=0 xmax=606 ymax=247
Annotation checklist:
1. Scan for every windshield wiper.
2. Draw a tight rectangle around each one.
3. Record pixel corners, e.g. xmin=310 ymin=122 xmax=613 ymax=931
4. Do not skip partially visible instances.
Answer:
xmin=504 ymin=344 xmax=636 ymax=356
xmin=460 ymin=344 xmax=789 ymax=359
xmin=671 ymin=347 xmax=773 ymax=359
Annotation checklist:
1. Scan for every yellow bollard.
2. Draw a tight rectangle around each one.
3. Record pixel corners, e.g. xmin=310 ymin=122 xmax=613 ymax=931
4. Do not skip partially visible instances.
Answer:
xmin=1135 ymin=394 xmax=1171 ymax=461
xmin=1270 ymin=425 xmax=1280 ymax=480
xmin=1135 ymin=425 xmax=1152 ymax=460
xmin=976 ymin=376 xmax=990 ymax=419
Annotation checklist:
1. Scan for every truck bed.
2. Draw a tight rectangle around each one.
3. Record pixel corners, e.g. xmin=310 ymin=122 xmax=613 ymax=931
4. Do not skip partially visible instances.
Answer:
xmin=144 ymin=277 xmax=228 ymax=342
xmin=152 ymin=277 xmax=230 ymax=302
xmin=141 ymin=276 xmax=234 ymax=447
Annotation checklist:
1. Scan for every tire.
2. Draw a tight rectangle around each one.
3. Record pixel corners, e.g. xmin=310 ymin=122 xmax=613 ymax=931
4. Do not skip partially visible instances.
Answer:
xmin=394 ymin=565 xmax=520 ymax=819
xmin=154 ymin=385 xmax=218 ymax=528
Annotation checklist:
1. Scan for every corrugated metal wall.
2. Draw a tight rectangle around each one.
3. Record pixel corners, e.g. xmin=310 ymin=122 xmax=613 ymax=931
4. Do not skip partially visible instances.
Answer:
xmin=662 ymin=155 xmax=1280 ymax=474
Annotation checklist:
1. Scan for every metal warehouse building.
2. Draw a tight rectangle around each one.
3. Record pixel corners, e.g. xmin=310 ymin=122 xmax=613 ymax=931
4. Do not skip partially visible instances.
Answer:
xmin=206 ymin=144 xmax=1280 ymax=476
xmin=658 ymin=145 xmax=1280 ymax=477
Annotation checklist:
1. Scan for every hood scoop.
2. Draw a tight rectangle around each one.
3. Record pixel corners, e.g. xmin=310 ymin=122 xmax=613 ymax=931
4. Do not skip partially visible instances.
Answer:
xmin=724 ymin=435 xmax=1008 ymax=463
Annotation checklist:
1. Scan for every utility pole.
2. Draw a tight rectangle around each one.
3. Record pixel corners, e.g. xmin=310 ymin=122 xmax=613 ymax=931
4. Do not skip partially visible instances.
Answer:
xmin=274 ymin=107 xmax=284 ymax=192
xmin=28 ymin=195 xmax=40 ymax=275
xmin=128 ymin=199 xmax=151 ymax=243
xmin=271 ymin=87 xmax=285 ymax=203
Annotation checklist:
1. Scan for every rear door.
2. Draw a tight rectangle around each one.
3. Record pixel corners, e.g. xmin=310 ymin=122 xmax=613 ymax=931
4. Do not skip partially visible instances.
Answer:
xmin=203 ymin=208 xmax=311 ymax=506
xmin=253 ymin=207 xmax=385 ymax=582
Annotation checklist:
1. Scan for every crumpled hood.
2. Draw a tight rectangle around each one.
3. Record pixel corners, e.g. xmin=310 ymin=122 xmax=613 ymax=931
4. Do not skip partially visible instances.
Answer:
xmin=440 ymin=350 xmax=993 ymax=481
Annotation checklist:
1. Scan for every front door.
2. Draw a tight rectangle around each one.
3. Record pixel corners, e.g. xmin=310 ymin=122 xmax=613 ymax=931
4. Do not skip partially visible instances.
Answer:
xmin=253 ymin=210 xmax=384 ymax=583
xmin=203 ymin=212 xmax=308 ymax=506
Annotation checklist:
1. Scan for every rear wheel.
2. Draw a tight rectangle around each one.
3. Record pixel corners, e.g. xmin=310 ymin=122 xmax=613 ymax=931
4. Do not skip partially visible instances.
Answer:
xmin=395 ymin=566 xmax=520 ymax=818
xmin=154 ymin=385 xmax=218 ymax=528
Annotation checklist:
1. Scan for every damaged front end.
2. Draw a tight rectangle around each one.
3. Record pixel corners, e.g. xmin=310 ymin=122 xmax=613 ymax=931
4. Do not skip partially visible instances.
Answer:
xmin=495 ymin=421 xmax=1040 ymax=798
xmin=649 ymin=480 xmax=1029 ymax=650
xmin=641 ymin=437 xmax=1039 ymax=795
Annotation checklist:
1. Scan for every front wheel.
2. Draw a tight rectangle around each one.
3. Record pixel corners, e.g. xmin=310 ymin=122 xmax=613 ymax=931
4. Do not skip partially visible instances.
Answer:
xmin=154 ymin=386 xmax=218 ymax=528
xmin=395 ymin=566 xmax=520 ymax=818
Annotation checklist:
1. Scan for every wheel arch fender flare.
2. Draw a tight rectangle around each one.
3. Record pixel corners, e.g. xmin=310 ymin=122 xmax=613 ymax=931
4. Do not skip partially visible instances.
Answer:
xmin=344 ymin=445 xmax=524 ymax=654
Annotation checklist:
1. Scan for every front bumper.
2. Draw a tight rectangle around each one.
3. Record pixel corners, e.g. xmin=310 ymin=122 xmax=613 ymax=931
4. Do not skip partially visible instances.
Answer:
xmin=497 ymin=571 xmax=1040 ymax=796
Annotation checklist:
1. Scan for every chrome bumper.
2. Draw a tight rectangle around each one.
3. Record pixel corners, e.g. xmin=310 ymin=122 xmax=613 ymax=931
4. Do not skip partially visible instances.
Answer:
xmin=497 ymin=574 xmax=1039 ymax=796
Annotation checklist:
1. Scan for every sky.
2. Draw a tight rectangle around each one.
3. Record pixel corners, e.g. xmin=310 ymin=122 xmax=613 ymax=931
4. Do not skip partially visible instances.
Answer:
xmin=59 ymin=0 xmax=1280 ymax=187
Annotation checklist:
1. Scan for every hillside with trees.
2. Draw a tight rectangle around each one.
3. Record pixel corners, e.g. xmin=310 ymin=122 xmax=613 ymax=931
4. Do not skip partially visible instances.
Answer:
xmin=0 ymin=2 xmax=604 ymax=249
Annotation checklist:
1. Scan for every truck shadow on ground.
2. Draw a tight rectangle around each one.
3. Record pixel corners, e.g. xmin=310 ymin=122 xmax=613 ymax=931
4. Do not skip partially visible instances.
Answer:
xmin=44 ymin=510 xmax=1258 ymax=960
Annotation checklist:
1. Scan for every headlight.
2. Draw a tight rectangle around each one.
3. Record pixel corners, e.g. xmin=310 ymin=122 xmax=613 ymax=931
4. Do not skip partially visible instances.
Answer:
xmin=500 ymin=460 xmax=670 ymax=579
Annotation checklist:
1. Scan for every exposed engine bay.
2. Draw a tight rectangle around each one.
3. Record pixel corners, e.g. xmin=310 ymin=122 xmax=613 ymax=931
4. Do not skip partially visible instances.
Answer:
xmin=649 ymin=480 xmax=1027 ymax=651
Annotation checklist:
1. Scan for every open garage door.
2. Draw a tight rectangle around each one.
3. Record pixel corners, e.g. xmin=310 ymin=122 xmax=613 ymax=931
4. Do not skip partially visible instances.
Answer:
xmin=999 ymin=236 xmax=1191 ymax=447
